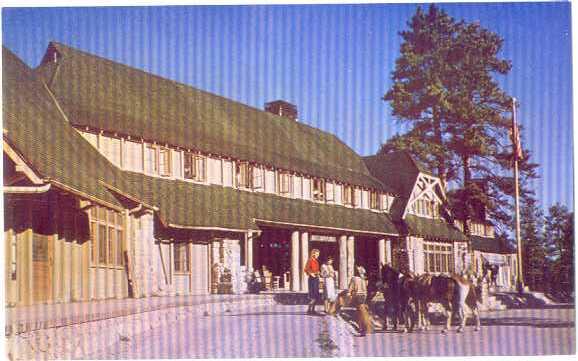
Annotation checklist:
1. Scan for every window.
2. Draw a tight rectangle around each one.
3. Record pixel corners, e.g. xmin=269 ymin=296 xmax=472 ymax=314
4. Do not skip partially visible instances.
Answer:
xmin=293 ymin=176 xmax=303 ymax=198
xmin=236 ymin=162 xmax=252 ymax=188
xmin=184 ymin=152 xmax=206 ymax=182
xmin=312 ymin=179 xmax=325 ymax=201
xmin=326 ymin=182 xmax=334 ymax=202
xmin=381 ymin=194 xmax=389 ymax=211
xmin=252 ymin=166 xmax=264 ymax=189
xmin=144 ymin=144 xmax=158 ymax=175
xmin=265 ymin=168 xmax=276 ymax=193
xmin=159 ymin=147 xmax=171 ymax=177
xmin=278 ymin=172 xmax=292 ymax=195
xmin=174 ymin=243 xmax=190 ymax=273
xmin=302 ymin=177 xmax=311 ymax=199
xmin=222 ymin=160 xmax=234 ymax=186
xmin=343 ymin=185 xmax=354 ymax=206
xmin=172 ymin=149 xmax=182 ymax=178
xmin=423 ymin=242 xmax=453 ymax=274
xmin=125 ymin=140 xmax=143 ymax=172
xmin=370 ymin=191 xmax=379 ymax=210
xmin=90 ymin=206 xmax=124 ymax=267
xmin=353 ymin=188 xmax=361 ymax=207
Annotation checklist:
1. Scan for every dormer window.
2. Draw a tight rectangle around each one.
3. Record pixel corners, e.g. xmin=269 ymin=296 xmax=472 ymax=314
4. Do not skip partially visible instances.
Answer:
xmin=184 ymin=152 xmax=206 ymax=182
xmin=312 ymin=179 xmax=325 ymax=202
xmin=278 ymin=171 xmax=292 ymax=195
xmin=235 ymin=162 xmax=252 ymax=189
xmin=370 ymin=191 xmax=379 ymax=210
xmin=353 ymin=188 xmax=361 ymax=207
xmin=343 ymin=185 xmax=354 ymax=206
xmin=159 ymin=147 xmax=171 ymax=177
xmin=252 ymin=165 xmax=264 ymax=190
xmin=144 ymin=144 xmax=158 ymax=175
xmin=326 ymin=182 xmax=334 ymax=202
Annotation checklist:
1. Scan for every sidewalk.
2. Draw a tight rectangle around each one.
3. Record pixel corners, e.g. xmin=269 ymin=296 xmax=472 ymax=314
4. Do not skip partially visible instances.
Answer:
xmin=5 ymin=293 xmax=276 ymax=336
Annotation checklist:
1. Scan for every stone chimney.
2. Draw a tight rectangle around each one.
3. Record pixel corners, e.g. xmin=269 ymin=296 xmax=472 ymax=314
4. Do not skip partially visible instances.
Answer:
xmin=265 ymin=100 xmax=298 ymax=121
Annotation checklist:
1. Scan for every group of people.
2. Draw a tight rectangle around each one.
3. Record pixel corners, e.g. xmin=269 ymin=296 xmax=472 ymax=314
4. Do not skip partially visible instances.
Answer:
xmin=304 ymin=248 xmax=368 ymax=316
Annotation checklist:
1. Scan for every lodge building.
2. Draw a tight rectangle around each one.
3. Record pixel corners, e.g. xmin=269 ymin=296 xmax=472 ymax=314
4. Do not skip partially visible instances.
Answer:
xmin=3 ymin=43 xmax=516 ymax=307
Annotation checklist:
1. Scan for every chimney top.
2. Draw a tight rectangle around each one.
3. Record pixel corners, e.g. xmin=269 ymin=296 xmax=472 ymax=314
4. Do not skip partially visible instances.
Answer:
xmin=265 ymin=100 xmax=298 ymax=121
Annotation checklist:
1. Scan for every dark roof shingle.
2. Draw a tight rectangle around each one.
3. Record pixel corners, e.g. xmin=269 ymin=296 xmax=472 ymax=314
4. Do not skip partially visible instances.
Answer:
xmin=3 ymin=47 xmax=125 ymax=209
xmin=118 ymin=172 xmax=399 ymax=235
xmin=36 ymin=42 xmax=386 ymax=192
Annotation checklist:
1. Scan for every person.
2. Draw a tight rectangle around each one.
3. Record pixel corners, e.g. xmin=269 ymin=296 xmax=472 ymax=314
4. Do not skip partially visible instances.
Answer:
xmin=321 ymin=256 xmax=337 ymax=314
xmin=304 ymin=249 xmax=322 ymax=315
xmin=348 ymin=265 xmax=368 ymax=307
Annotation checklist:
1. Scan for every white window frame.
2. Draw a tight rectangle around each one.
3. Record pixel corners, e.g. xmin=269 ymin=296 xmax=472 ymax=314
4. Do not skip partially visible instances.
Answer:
xmin=184 ymin=151 xmax=207 ymax=182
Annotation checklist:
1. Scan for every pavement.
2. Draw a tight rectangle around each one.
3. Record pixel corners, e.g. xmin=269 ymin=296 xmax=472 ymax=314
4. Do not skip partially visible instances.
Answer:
xmin=5 ymin=293 xmax=279 ymax=335
xmin=84 ymin=302 xmax=575 ymax=358
xmin=6 ymin=292 xmax=576 ymax=358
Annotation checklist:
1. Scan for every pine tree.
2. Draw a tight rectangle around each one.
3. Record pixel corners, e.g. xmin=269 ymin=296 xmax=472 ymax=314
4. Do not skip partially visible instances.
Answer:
xmin=382 ymin=4 xmax=539 ymax=232
xmin=544 ymin=203 xmax=574 ymax=296
xmin=519 ymin=195 xmax=547 ymax=291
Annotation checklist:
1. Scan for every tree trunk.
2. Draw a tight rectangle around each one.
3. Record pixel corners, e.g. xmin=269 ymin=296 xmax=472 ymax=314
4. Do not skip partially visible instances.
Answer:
xmin=433 ymin=107 xmax=446 ymax=188
xmin=462 ymin=155 xmax=471 ymax=235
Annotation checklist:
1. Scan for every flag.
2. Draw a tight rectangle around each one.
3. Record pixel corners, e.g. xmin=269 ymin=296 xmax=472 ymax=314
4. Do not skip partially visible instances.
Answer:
xmin=511 ymin=98 xmax=523 ymax=161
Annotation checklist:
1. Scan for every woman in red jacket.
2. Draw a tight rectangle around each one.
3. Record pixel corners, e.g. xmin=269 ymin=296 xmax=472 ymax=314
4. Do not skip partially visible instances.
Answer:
xmin=304 ymin=249 xmax=322 ymax=315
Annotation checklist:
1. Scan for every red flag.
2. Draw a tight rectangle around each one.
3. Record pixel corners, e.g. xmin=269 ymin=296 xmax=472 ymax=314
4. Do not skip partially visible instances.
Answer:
xmin=511 ymin=99 xmax=523 ymax=160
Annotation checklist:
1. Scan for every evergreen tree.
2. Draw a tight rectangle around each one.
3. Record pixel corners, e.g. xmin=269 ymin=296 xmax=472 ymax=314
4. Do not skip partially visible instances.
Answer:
xmin=544 ymin=203 xmax=574 ymax=295
xmin=382 ymin=4 xmax=539 ymax=231
xmin=519 ymin=194 xmax=547 ymax=291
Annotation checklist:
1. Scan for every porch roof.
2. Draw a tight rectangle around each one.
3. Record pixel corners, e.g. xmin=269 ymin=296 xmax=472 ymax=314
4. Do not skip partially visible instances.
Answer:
xmin=399 ymin=214 xmax=468 ymax=242
xmin=471 ymin=235 xmax=515 ymax=254
xmin=117 ymin=171 xmax=399 ymax=236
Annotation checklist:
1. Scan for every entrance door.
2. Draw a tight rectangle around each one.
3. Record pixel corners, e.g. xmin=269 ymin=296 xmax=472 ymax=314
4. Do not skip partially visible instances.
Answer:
xmin=355 ymin=238 xmax=379 ymax=275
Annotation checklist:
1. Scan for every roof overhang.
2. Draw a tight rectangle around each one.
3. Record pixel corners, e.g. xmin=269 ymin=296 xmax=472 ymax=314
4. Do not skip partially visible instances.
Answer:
xmin=254 ymin=218 xmax=398 ymax=237
xmin=3 ymin=139 xmax=44 ymax=185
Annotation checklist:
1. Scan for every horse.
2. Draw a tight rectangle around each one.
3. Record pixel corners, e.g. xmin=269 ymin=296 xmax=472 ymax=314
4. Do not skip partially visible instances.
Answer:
xmin=413 ymin=273 xmax=482 ymax=333
xmin=378 ymin=263 xmax=416 ymax=332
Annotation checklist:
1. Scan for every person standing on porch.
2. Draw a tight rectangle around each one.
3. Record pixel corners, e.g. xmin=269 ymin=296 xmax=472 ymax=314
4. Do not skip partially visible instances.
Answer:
xmin=321 ymin=256 xmax=337 ymax=314
xmin=304 ymin=249 xmax=321 ymax=315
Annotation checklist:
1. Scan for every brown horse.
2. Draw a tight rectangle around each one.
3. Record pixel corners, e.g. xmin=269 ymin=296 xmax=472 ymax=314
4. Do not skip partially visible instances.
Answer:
xmin=378 ymin=264 xmax=416 ymax=332
xmin=413 ymin=273 xmax=482 ymax=333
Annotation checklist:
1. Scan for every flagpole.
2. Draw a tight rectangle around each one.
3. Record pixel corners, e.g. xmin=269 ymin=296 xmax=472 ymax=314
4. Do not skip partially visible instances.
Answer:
xmin=512 ymin=98 xmax=525 ymax=293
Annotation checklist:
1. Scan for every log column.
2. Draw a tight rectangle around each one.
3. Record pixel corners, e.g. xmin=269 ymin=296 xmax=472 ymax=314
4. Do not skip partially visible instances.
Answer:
xmin=378 ymin=238 xmax=386 ymax=267
xmin=245 ymin=232 xmax=254 ymax=271
xmin=347 ymin=235 xmax=355 ymax=281
xmin=385 ymin=239 xmax=392 ymax=264
xmin=291 ymin=231 xmax=300 ymax=292
xmin=339 ymin=235 xmax=347 ymax=289
xmin=300 ymin=231 xmax=309 ymax=292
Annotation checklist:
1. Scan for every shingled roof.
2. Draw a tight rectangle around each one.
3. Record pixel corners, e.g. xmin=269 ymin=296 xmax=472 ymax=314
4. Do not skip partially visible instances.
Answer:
xmin=471 ymin=235 xmax=515 ymax=254
xmin=35 ymin=42 xmax=387 ymax=192
xmin=115 ymin=171 xmax=399 ymax=235
xmin=5 ymin=45 xmax=398 ymax=235
xmin=2 ymin=47 xmax=125 ymax=209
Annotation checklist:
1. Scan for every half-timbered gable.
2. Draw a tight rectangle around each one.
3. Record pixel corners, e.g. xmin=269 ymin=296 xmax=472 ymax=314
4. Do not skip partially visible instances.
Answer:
xmin=364 ymin=151 xmax=468 ymax=275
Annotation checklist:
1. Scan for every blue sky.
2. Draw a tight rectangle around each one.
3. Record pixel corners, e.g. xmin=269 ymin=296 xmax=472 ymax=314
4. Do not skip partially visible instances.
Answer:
xmin=2 ymin=3 xmax=573 ymax=211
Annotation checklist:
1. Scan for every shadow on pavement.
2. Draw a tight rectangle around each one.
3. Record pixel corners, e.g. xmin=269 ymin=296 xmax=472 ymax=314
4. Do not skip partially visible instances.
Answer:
xmin=273 ymin=293 xmax=310 ymax=305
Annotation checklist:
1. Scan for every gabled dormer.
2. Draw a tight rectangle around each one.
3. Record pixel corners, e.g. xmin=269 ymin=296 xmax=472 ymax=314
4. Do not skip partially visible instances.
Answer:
xmin=363 ymin=151 xmax=467 ymax=242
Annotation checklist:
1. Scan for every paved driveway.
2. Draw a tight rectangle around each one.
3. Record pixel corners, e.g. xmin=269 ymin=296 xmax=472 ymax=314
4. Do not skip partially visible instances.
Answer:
xmin=87 ymin=303 xmax=575 ymax=358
